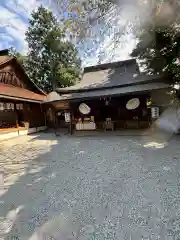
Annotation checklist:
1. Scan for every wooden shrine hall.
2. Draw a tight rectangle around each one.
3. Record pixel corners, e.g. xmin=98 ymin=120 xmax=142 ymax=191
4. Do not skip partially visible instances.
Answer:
xmin=46 ymin=59 xmax=172 ymax=133
xmin=0 ymin=49 xmax=47 ymax=139
xmin=0 ymin=48 xmax=172 ymax=137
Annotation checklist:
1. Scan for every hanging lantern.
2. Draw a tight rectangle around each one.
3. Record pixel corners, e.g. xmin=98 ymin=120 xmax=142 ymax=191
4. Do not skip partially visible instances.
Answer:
xmin=7 ymin=103 xmax=11 ymax=110
xmin=16 ymin=104 xmax=20 ymax=110
xmin=105 ymin=100 xmax=109 ymax=106
xmin=0 ymin=103 xmax=4 ymax=111
xmin=10 ymin=103 xmax=14 ymax=110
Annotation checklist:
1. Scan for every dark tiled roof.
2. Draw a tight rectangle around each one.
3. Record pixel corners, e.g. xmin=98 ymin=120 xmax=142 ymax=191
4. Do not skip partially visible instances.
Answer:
xmin=57 ymin=82 xmax=170 ymax=101
xmin=0 ymin=83 xmax=46 ymax=102
xmin=83 ymin=59 xmax=136 ymax=73
xmin=57 ymin=59 xmax=167 ymax=93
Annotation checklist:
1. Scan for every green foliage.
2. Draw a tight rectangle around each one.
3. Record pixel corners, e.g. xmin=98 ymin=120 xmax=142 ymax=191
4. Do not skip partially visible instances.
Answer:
xmin=9 ymin=47 xmax=27 ymax=67
xmin=51 ymin=0 xmax=173 ymax=61
xmin=131 ymin=25 xmax=180 ymax=85
xmin=130 ymin=0 xmax=180 ymax=87
xmin=51 ymin=0 xmax=117 ymax=41
xmin=24 ymin=5 xmax=81 ymax=92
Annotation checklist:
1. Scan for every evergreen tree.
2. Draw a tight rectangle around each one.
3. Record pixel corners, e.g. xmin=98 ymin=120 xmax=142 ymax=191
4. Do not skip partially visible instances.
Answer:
xmin=25 ymin=6 xmax=81 ymax=92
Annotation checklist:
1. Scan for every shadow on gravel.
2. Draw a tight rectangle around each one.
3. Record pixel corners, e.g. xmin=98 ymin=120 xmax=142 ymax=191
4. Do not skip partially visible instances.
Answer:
xmin=0 ymin=137 xmax=80 ymax=240
xmin=1 ymin=133 xmax=180 ymax=239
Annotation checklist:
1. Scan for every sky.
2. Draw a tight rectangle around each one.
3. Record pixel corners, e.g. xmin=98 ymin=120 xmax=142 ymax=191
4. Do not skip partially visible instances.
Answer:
xmin=0 ymin=0 xmax=136 ymax=66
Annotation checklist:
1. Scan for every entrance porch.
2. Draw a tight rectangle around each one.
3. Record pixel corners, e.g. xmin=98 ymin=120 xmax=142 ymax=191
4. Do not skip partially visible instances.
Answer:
xmin=0 ymin=99 xmax=47 ymax=141
xmin=71 ymin=94 xmax=151 ymax=133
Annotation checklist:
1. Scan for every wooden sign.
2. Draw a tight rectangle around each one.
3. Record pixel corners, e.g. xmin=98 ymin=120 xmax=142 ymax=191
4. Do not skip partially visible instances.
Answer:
xmin=55 ymin=102 xmax=69 ymax=110
xmin=65 ymin=112 xmax=70 ymax=123
xmin=151 ymin=107 xmax=159 ymax=119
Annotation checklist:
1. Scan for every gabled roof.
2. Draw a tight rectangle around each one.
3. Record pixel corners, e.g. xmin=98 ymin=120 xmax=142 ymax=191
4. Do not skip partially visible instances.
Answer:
xmin=0 ymin=83 xmax=46 ymax=102
xmin=0 ymin=50 xmax=45 ymax=95
xmin=83 ymin=58 xmax=136 ymax=73
xmin=0 ymin=49 xmax=46 ymax=102
xmin=0 ymin=55 xmax=12 ymax=65
xmin=56 ymin=59 xmax=168 ymax=94
xmin=51 ymin=59 xmax=171 ymax=102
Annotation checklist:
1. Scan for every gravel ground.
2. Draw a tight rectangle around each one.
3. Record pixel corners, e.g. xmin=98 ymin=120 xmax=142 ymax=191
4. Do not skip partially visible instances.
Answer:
xmin=0 ymin=132 xmax=180 ymax=239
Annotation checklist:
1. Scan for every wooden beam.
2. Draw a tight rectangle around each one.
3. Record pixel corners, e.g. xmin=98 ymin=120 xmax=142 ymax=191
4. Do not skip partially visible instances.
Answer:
xmin=14 ymin=103 xmax=19 ymax=129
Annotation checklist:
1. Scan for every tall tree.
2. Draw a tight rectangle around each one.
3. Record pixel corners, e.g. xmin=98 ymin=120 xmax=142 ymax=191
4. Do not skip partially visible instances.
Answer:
xmin=56 ymin=0 xmax=180 ymax=38
xmin=50 ymin=0 xmax=159 ymax=40
xmin=131 ymin=0 xmax=180 ymax=86
xmin=54 ymin=0 xmax=180 ymax=84
xmin=55 ymin=0 xmax=115 ymax=39
xmin=52 ymin=0 xmax=180 ymax=52
xmin=51 ymin=0 xmax=169 ymax=61
xmin=25 ymin=5 xmax=81 ymax=92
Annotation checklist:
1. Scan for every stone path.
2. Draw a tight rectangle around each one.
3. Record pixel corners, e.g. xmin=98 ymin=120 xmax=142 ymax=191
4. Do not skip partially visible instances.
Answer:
xmin=0 ymin=132 xmax=180 ymax=239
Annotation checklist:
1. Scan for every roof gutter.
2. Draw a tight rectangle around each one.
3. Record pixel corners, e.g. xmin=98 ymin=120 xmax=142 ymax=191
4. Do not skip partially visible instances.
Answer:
xmin=0 ymin=94 xmax=44 ymax=103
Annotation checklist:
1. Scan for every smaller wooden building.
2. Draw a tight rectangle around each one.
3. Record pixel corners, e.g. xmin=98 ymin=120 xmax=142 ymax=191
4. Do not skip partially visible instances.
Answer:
xmin=46 ymin=59 xmax=172 ymax=133
xmin=0 ymin=50 xmax=46 ymax=135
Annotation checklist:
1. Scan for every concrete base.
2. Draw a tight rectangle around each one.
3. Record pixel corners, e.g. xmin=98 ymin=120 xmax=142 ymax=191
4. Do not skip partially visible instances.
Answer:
xmin=0 ymin=126 xmax=47 ymax=142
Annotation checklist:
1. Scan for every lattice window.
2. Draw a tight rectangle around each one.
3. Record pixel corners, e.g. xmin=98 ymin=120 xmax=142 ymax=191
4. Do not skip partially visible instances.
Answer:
xmin=0 ymin=72 xmax=24 ymax=88
xmin=0 ymin=72 xmax=7 ymax=84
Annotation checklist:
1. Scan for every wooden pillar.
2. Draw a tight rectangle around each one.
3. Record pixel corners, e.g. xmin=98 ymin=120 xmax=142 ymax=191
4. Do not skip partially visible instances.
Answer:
xmin=70 ymin=111 xmax=73 ymax=135
xmin=53 ymin=109 xmax=56 ymax=129
xmin=15 ymin=110 xmax=18 ymax=128
xmin=43 ymin=104 xmax=47 ymax=128
xmin=14 ymin=103 xmax=19 ymax=129
xmin=44 ymin=111 xmax=47 ymax=127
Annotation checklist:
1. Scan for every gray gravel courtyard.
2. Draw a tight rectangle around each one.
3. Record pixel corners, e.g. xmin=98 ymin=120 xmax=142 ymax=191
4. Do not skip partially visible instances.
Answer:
xmin=0 ymin=132 xmax=180 ymax=239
